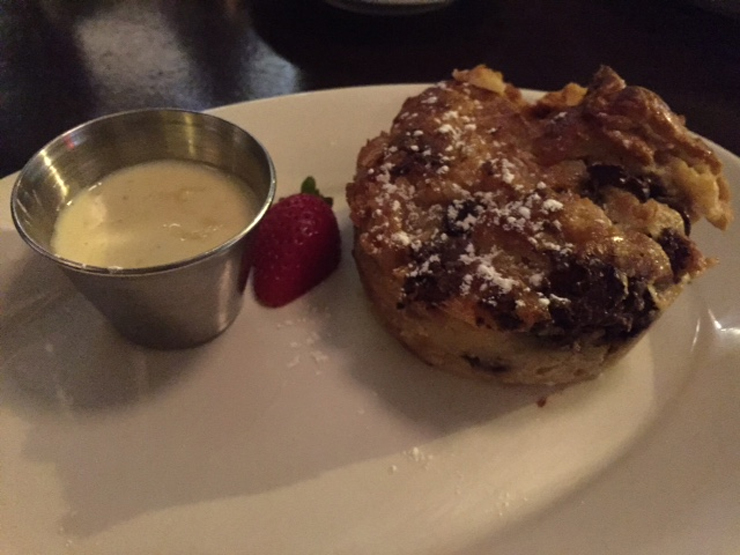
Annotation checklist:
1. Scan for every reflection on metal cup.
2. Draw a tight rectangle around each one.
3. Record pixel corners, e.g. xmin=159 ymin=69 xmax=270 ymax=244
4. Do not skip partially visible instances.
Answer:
xmin=10 ymin=109 xmax=276 ymax=349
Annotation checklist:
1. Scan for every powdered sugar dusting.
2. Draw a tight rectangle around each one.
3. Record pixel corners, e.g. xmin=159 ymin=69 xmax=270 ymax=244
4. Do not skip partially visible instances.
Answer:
xmin=351 ymin=77 xmax=583 ymax=328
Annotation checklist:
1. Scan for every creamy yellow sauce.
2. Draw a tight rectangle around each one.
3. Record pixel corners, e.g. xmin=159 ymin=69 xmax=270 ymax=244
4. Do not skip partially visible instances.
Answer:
xmin=51 ymin=159 xmax=258 ymax=268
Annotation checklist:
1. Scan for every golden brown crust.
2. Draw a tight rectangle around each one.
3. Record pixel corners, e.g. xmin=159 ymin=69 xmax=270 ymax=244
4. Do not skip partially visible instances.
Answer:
xmin=347 ymin=66 xmax=731 ymax=385
xmin=530 ymin=66 xmax=732 ymax=229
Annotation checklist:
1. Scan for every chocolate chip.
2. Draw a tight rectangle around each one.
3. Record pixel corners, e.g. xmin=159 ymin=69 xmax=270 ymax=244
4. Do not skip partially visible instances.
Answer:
xmin=540 ymin=254 xmax=658 ymax=344
xmin=442 ymin=198 xmax=481 ymax=237
xmin=583 ymin=164 xmax=692 ymax=234
xmin=463 ymin=355 xmax=510 ymax=373
xmin=584 ymin=164 xmax=653 ymax=203
xmin=402 ymin=240 xmax=466 ymax=305
xmin=657 ymin=228 xmax=693 ymax=281
xmin=478 ymin=294 xmax=523 ymax=331
xmin=390 ymin=148 xmax=441 ymax=177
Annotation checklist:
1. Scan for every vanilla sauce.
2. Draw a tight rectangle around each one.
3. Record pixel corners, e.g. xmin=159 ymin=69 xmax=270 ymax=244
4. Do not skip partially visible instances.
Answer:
xmin=51 ymin=159 xmax=258 ymax=268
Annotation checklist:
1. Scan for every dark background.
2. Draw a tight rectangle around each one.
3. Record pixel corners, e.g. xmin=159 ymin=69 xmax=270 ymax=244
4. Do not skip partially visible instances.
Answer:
xmin=1 ymin=0 xmax=739 ymax=177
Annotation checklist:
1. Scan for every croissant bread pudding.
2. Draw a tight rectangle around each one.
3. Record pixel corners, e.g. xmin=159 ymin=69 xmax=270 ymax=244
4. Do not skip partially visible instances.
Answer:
xmin=346 ymin=66 xmax=732 ymax=385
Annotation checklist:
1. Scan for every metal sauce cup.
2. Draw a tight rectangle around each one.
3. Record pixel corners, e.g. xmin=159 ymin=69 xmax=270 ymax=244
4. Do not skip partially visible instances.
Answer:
xmin=10 ymin=109 xmax=276 ymax=349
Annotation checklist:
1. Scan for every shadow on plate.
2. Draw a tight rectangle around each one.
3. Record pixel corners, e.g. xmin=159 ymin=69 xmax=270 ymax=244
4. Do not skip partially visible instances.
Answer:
xmin=3 ymin=205 xmax=706 ymax=545
xmin=11 ymin=210 xmax=701 ymax=548
xmin=310 ymin=221 xmax=561 ymax=431
xmin=3 ymin=217 xmax=571 ymax=540
xmin=0 ymin=233 xmax=206 ymax=414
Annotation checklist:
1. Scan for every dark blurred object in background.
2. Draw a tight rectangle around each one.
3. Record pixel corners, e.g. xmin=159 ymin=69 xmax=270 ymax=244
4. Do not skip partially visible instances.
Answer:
xmin=687 ymin=0 xmax=740 ymax=18
xmin=1 ymin=0 xmax=739 ymax=178
xmin=323 ymin=0 xmax=457 ymax=16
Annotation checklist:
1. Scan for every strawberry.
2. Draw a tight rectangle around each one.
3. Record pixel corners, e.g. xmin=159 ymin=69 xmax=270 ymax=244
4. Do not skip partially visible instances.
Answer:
xmin=252 ymin=177 xmax=341 ymax=307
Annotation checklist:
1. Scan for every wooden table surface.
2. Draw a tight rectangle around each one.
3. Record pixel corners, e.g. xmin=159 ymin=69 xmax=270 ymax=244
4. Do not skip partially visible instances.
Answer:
xmin=1 ymin=0 xmax=739 ymax=177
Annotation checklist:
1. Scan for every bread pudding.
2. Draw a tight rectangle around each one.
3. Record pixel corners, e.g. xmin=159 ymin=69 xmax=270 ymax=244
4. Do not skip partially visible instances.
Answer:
xmin=346 ymin=66 xmax=732 ymax=385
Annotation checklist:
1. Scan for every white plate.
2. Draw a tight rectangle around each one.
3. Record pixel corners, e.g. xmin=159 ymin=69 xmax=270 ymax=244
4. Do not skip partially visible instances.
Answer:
xmin=1 ymin=85 xmax=739 ymax=555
